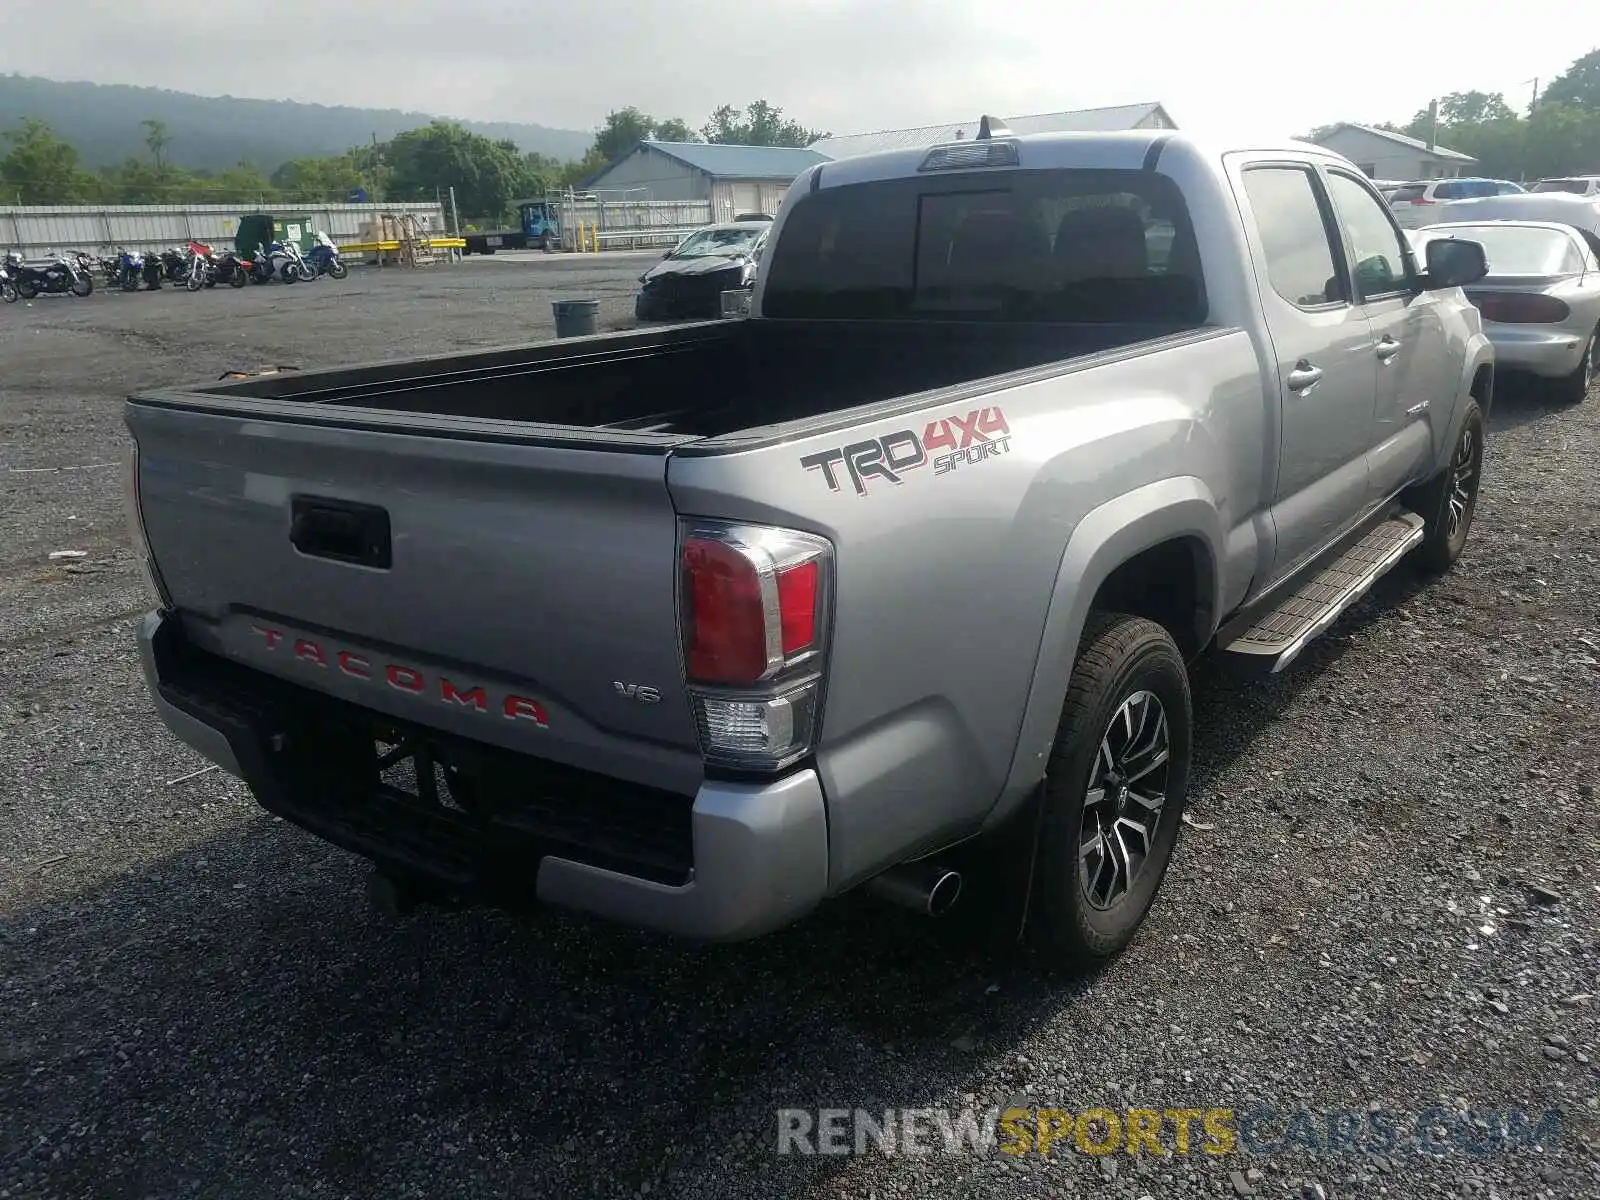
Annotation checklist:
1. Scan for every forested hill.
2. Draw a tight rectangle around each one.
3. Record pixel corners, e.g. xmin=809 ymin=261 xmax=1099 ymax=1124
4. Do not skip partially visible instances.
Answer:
xmin=0 ymin=74 xmax=593 ymax=171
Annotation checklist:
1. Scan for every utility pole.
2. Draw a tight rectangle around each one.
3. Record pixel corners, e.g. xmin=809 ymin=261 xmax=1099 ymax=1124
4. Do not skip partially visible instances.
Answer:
xmin=448 ymin=186 xmax=461 ymax=236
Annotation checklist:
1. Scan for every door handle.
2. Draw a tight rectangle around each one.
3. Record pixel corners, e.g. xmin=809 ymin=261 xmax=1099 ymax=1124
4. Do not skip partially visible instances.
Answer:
xmin=1375 ymin=336 xmax=1402 ymax=363
xmin=1286 ymin=360 xmax=1324 ymax=393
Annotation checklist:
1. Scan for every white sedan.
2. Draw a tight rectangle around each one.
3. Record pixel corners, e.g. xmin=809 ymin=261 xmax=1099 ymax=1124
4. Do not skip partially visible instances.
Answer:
xmin=1412 ymin=218 xmax=1600 ymax=404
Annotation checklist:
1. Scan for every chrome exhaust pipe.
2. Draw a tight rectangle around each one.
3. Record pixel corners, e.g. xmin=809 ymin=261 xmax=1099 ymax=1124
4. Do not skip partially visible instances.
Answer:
xmin=866 ymin=862 xmax=963 ymax=917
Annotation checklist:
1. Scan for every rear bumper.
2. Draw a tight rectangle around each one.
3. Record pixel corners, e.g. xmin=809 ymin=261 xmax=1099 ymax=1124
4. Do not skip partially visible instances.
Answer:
xmin=138 ymin=609 xmax=829 ymax=940
xmin=1484 ymin=324 xmax=1588 ymax=378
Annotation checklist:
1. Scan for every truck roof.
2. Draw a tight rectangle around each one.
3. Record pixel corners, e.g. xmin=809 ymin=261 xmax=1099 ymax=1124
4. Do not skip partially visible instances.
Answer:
xmin=810 ymin=129 xmax=1349 ymax=190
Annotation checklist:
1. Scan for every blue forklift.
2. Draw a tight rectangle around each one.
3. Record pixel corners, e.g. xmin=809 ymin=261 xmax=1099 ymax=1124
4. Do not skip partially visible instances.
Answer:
xmin=460 ymin=199 xmax=562 ymax=254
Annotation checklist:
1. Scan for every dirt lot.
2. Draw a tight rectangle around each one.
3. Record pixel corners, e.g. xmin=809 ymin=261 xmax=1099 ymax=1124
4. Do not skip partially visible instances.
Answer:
xmin=1 ymin=263 xmax=1597 ymax=1200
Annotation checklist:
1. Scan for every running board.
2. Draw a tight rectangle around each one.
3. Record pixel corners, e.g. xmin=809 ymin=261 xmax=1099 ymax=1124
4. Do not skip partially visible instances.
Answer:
xmin=1220 ymin=513 xmax=1425 ymax=676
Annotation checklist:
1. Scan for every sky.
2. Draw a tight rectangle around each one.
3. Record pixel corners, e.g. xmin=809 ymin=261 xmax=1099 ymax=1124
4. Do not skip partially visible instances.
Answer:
xmin=1 ymin=0 xmax=1592 ymax=145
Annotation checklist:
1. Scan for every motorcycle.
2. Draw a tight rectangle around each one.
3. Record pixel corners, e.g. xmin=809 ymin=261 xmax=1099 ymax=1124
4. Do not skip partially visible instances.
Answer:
xmin=6 ymin=250 xmax=94 ymax=299
xmin=304 ymin=231 xmax=347 ymax=280
xmin=184 ymin=242 xmax=217 ymax=292
xmin=160 ymin=247 xmax=190 ymax=282
xmin=241 ymin=244 xmax=274 ymax=285
xmin=112 ymin=247 xmax=162 ymax=291
xmin=211 ymin=249 xmax=249 ymax=288
xmin=266 ymin=239 xmax=315 ymax=284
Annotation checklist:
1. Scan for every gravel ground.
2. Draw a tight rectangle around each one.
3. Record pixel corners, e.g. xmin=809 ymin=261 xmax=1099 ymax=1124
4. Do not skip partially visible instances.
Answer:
xmin=1 ymin=268 xmax=1597 ymax=1200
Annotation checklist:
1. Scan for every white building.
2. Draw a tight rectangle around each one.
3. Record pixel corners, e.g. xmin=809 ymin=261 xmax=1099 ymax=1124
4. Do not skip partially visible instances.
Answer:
xmin=809 ymin=102 xmax=1176 ymax=161
xmin=1308 ymin=124 xmax=1477 ymax=181
xmin=580 ymin=141 xmax=827 ymax=221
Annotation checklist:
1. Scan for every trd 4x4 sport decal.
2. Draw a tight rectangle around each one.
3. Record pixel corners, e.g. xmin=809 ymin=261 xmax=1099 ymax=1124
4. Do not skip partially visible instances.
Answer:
xmin=800 ymin=406 xmax=1012 ymax=496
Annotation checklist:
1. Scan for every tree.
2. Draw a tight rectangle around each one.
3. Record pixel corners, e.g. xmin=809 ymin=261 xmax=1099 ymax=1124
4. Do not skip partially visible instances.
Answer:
xmin=271 ymin=152 xmax=372 ymax=201
xmin=142 ymin=118 xmax=171 ymax=170
xmin=593 ymin=107 xmax=657 ymax=161
xmin=0 ymin=118 xmax=96 ymax=203
xmin=653 ymin=117 xmax=696 ymax=143
xmin=1440 ymin=91 xmax=1516 ymax=126
xmin=384 ymin=120 xmax=534 ymax=221
xmin=702 ymin=101 xmax=826 ymax=147
xmin=1542 ymin=48 xmax=1600 ymax=111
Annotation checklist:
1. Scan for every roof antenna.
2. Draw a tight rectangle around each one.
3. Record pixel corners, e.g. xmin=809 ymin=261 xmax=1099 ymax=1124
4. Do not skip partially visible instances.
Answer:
xmin=976 ymin=115 xmax=1012 ymax=140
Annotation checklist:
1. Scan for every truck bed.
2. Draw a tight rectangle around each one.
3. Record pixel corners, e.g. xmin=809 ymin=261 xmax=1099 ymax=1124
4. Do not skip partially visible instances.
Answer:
xmin=163 ymin=318 xmax=1199 ymax=443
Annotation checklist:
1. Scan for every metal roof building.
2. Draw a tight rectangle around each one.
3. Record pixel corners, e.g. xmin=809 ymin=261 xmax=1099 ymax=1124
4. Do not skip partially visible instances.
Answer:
xmin=809 ymin=102 xmax=1176 ymax=161
xmin=582 ymin=141 xmax=827 ymax=221
xmin=1306 ymin=124 xmax=1477 ymax=181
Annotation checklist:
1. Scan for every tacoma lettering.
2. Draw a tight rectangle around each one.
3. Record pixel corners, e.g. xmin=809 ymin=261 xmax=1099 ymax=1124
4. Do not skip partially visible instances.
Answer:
xmin=245 ymin=625 xmax=549 ymax=730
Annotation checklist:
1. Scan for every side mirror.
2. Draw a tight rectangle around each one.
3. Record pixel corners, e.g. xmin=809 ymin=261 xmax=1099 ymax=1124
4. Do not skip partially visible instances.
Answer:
xmin=1423 ymin=238 xmax=1488 ymax=289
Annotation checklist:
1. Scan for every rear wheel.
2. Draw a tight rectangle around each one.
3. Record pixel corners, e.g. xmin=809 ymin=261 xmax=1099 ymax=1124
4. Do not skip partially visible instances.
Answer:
xmin=1554 ymin=327 xmax=1596 ymax=405
xmin=16 ymin=279 xmax=38 ymax=300
xmin=1413 ymin=400 xmax=1484 ymax=573
xmin=1 ymin=280 xmax=16 ymax=303
xmin=1026 ymin=614 xmax=1192 ymax=965
xmin=71 ymin=274 xmax=93 ymax=297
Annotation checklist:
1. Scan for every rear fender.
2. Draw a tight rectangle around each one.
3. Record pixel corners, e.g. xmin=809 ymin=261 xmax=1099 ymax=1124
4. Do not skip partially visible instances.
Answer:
xmin=983 ymin=476 xmax=1224 ymax=832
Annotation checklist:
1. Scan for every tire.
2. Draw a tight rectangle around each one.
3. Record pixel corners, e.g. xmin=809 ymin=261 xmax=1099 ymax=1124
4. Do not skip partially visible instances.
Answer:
xmin=296 ymin=262 xmax=316 ymax=282
xmin=281 ymin=267 xmax=298 ymax=285
xmin=540 ymin=235 xmax=554 ymax=253
xmin=186 ymin=275 xmax=202 ymax=292
xmin=229 ymin=270 xmax=247 ymax=289
xmin=1026 ymin=614 xmax=1192 ymax=965
xmin=1553 ymin=327 xmax=1596 ymax=405
xmin=121 ymin=275 xmax=139 ymax=293
xmin=16 ymin=279 xmax=37 ymax=300
xmin=1413 ymin=400 xmax=1484 ymax=573
xmin=71 ymin=275 xmax=93 ymax=297
xmin=1 ymin=281 xmax=16 ymax=303
xmin=328 ymin=260 xmax=348 ymax=279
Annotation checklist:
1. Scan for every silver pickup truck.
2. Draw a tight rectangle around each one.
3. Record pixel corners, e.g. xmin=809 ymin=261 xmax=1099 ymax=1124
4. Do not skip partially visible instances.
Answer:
xmin=126 ymin=124 xmax=1494 ymax=962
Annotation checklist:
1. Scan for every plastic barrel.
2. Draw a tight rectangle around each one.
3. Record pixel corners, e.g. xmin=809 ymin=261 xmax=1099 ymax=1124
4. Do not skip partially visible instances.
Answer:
xmin=552 ymin=299 xmax=600 ymax=338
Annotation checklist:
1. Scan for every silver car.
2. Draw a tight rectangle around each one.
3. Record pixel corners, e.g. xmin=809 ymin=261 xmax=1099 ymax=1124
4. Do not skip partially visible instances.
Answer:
xmin=1413 ymin=220 xmax=1600 ymax=403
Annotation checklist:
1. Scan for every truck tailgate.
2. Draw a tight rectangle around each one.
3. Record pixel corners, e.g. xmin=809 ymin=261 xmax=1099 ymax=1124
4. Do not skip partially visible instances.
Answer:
xmin=127 ymin=400 xmax=703 ymax=795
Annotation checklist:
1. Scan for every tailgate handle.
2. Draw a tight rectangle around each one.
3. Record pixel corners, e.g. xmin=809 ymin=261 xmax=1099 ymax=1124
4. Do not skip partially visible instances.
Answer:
xmin=290 ymin=496 xmax=392 ymax=569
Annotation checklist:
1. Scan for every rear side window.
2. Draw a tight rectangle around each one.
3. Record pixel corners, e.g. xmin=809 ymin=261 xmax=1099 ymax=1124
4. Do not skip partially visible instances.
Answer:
xmin=760 ymin=167 xmax=1206 ymax=324
xmin=1390 ymin=185 xmax=1426 ymax=204
xmin=1533 ymin=179 xmax=1586 ymax=194
xmin=1241 ymin=166 xmax=1342 ymax=308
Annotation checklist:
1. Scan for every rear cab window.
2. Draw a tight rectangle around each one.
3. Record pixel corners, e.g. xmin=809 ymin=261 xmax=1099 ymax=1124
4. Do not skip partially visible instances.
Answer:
xmin=1389 ymin=185 xmax=1427 ymax=204
xmin=760 ymin=167 xmax=1207 ymax=324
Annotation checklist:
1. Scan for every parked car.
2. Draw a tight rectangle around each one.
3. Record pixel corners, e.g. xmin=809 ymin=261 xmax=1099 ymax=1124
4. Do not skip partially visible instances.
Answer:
xmin=1389 ymin=177 xmax=1527 ymax=228
xmin=126 ymin=126 xmax=1492 ymax=962
xmin=635 ymin=217 xmax=771 ymax=321
xmin=1532 ymin=175 xmax=1600 ymax=197
xmin=1413 ymin=220 xmax=1600 ymax=403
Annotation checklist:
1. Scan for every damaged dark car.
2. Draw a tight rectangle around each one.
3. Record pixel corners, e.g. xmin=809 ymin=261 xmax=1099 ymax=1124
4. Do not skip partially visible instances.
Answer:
xmin=634 ymin=217 xmax=771 ymax=321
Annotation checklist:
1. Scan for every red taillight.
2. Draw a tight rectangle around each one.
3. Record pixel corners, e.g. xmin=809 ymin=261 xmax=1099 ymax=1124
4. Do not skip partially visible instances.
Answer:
xmin=1412 ymin=196 xmax=1436 ymax=204
xmin=777 ymin=560 xmax=819 ymax=656
xmin=679 ymin=522 xmax=832 ymax=770
xmin=1468 ymin=291 xmax=1570 ymax=324
xmin=681 ymin=530 xmax=826 ymax=686
xmin=682 ymin=537 xmax=769 ymax=685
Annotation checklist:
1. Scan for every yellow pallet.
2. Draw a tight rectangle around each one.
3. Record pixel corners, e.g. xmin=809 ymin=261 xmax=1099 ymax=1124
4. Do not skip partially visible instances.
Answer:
xmin=342 ymin=238 xmax=467 ymax=253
